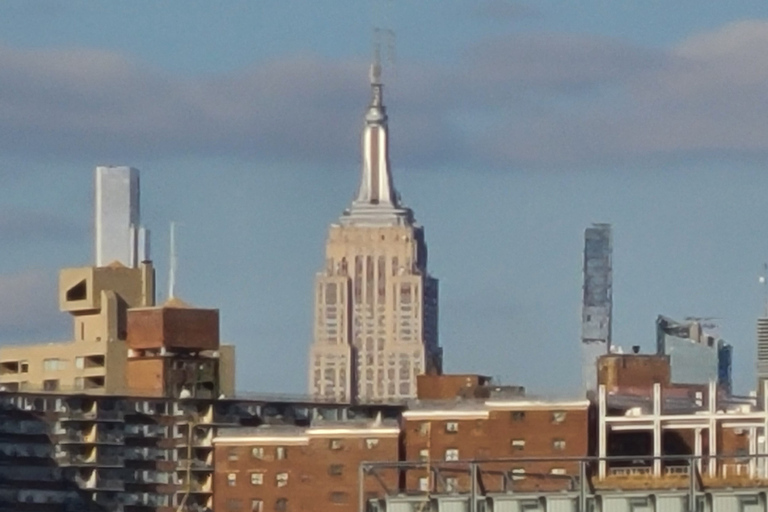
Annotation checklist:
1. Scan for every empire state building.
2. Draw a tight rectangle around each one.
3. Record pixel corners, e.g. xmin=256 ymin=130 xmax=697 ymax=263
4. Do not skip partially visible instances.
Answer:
xmin=308 ymin=64 xmax=442 ymax=402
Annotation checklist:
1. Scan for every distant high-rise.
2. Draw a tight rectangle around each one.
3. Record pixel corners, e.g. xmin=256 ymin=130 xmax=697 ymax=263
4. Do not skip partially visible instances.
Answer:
xmin=581 ymin=223 xmax=613 ymax=394
xmin=94 ymin=166 xmax=149 ymax=267
xmin=657 ymin=315 xmax=732 ymax=394
xmin=757 ymin=317 xmax=768 ymax=394
xmin=308 ymin=63 xmax=441 ymax=403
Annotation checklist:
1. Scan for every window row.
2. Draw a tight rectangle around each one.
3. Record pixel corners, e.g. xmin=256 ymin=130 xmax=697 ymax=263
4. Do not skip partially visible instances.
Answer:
xmin=229 ymin=438 xmax=383 ymax=462
xmin=227 ymin=472 xmax=288 ymax=487
xmin=511 ymin=438 xmax=567 ymax=451
xmin=419 ymin=440 xmax=568 ymax=462
xmin=225 ymin=498 xmax=283 ymax=512
xmin=417 ymin=467 xmax=568 ymax=490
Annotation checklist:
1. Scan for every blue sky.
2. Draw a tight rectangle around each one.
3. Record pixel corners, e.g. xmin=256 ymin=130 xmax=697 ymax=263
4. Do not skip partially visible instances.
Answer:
xmin=2 ymin=1 xmax=768 ymax=395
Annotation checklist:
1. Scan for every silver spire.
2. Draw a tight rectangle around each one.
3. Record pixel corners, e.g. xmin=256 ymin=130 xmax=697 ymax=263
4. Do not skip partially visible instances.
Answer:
xmin=340 ymin=62 xmax=414 ymax=228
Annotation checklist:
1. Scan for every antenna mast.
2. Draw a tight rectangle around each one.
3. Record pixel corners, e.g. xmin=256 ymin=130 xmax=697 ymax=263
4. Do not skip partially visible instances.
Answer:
xmin=372 ymin=0 xmax=396 ymax=80
xmin=169 ymin=221 xmax=178 ymax=300
xmin=761 ymin=263 xmax=768 ymax=317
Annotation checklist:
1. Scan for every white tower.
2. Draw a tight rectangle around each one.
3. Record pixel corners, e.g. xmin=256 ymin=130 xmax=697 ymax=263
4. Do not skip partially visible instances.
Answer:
xmin=94 ymin=166 xmax=150 ymax=267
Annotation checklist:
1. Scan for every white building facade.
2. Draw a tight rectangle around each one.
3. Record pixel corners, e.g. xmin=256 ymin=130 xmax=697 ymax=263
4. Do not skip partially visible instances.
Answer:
xmin=94 ymin=166 xmax=149 ymax=267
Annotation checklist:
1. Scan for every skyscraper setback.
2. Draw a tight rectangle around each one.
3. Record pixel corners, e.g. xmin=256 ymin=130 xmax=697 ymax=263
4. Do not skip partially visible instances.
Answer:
xmin=94 ymin=165 xmax=149 ymax=267
xmin=308 ymin=64 xmax=441 ymax=402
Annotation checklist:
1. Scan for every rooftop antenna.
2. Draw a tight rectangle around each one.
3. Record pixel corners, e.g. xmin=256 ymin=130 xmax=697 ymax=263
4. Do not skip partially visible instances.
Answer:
xmin=761 ymin=263 xmax=768 ymax=316
xmin=168 ymin=221 xmax=178 ymax=300
xmin=372 ymin=0 xmax=396 ymax=80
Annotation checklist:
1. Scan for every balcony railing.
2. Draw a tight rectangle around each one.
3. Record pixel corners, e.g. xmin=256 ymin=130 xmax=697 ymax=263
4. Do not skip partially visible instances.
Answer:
xmin=177 ymin=458 xmax=212 ymax=471
xmin=75 ymin=476 xmax=125 ymax=490
xmin=58 ymin=431 xmax=124 ymax=444
xmin=609 ymin=467 xmax=652 ymax=477
xmin=55 ymin=453 xmax=123 ymax=467
xmin=60 ymin=409 xmax=123 ymax=421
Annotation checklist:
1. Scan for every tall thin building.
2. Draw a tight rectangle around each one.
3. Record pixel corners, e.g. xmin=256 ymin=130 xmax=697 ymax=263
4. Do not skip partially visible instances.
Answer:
xmin=757 ymin=317 xmax=768 ymax=395
xmin=581 ymin=223 xmax=612 ymax=395
xmin=309 ymin=63 xmax=441 ymax=403
xmin=94 ymin=166 xmax=149 ymax=267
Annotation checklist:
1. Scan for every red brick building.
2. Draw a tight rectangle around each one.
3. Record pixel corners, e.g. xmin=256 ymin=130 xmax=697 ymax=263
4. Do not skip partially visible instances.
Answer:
xmin=212 ymin=420 xmax=400 ymax=512
xmin=399 ymin=397 xmax=590 ymax=494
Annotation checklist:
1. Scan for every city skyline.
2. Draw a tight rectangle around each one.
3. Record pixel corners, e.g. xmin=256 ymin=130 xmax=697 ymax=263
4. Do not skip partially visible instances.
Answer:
xmin=3 ymin=2 xmax=768 ymax=395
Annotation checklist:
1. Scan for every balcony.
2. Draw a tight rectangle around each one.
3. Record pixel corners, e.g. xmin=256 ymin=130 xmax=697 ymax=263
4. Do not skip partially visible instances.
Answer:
xmin=75 ymin=475 xmax=125 ymax=491
xmin=124 ymin=447 xmax=169 ymax=462
xmin=58 ymin=429 xmax=124 ymax=445
xmin=55 ymin=452 xmax=123 ymax=467
xmin=60 ymin=409 xmax=123 ymax=422
xmin=125 ymin=424 xmax=166 ymax=438
xmin=175 ymin=478 xmax=212 ymax=494
xmin=177 ymin=458 xmax=212 ymax=472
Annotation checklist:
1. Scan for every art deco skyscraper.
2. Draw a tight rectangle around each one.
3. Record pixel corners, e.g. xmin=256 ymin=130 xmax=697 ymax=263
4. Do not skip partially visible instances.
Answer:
xmin=95 ymin=165 xmax=149 ymax=267
xmin=309 ymin=64 xmax=441 ymax=403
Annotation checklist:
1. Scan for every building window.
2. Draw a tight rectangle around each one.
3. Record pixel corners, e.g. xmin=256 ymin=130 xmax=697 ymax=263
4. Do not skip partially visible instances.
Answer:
xmin=552 ymin=411 xmax=566 ymax=424
xmin=511 ymin=439 xmax=525 ymax=451
xmin=511 ymin=411 xmax=525 ymax=421
xmin=43 ymin=379 xmax=59 ymax=391
xmin=511 ymin=468 xmax=526 ymax=480
xmin=227 ymin=473 xmax=237 ymax=486
xmin=329 ymin=439 xmax=342 ymax=450
xmin=445 ymin=449 xmax=459 ymax=461
xmin=365 ymin=438 xmax=379 ymax=449
xmin=553 ymin=439 xmax=566 ymax=451
xmin=227 ymin=448 xmax=238 ymax=461
xmin=418 ymin=477 xmax=429 ymax=491
xmin=74 ymin=377 xmax=84 ymax=390
xmin=328 ymin=464 xmax=343 ymax=476
xmin=75 ymin=357 xmax=85 ymax=370
xmin=419 ymin=448 xmax=429 ymax=462
xmin=330 ymin=492 xmax=349 ymax=503
xmin=445 ymin=477 xmax=458 ymax=492
xmin=43 ymin=359 xmax=54 ymax=371
xmin=251 ymin=472 xmax=264 ymax=485
xmin=19 ymin=362 xmax=28 ymax=373
xmin=251 ymin=447 xmax=264 ymax=459
xmin=276 ymin=446 xmax=286 ymax=460
xmin=251 ymin=499 xmax=263 ymax=512
xmin=275 ymin=498 xmax=287 ymax=512
xmin=227 ymin=499 xmax=243 ymax=512
xmin=419 ymin=423 xmax=429 ymax=436
xmin=276 ymin=472 xmax=288 ymax=487
xmin=445 ymin=422 xmax=458 ymax=433
xmin=550 ymin=468 xmax=566 ymax=475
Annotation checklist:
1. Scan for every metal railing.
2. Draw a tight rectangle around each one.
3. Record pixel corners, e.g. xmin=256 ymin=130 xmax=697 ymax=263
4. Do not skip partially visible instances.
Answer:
xmin=360 ymin=454 xmax=768 ymax=512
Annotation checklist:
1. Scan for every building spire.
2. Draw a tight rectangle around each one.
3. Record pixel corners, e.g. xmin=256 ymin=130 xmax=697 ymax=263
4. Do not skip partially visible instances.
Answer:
xmin=341 ymin=62 xmax=413 ymax=227
xmin=354 ymin=61 xmax=398 ymax=207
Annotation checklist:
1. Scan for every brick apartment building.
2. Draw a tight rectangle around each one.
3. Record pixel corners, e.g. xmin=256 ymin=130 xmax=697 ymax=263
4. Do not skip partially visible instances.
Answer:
xmin=212 ymin=420 xmax=400 ymax=512
xmin=399 ymin=397 xmax=590 ymax=495
xmin=212 ymin=375 xmax=590 ymax=510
